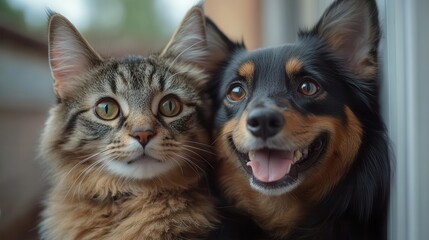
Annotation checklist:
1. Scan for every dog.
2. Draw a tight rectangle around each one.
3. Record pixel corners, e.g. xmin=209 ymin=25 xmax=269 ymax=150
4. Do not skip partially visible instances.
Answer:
xmin=208 ymin=0 xmax=390 ymax=239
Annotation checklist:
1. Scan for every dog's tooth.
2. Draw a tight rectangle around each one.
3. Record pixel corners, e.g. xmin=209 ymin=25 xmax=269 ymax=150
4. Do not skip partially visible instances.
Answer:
xmin=293 ymin=150 xmax=302 ymax=163
xmin=303 ymin=148 xmax=309 ymax=157
xmin=287 ymin=163 xmax=292 ymax=174
xmin=248 ymin=151 xmax=255 ymax=161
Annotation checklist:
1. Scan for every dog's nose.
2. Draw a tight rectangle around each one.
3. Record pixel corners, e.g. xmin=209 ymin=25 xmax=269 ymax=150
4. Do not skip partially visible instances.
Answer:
xmin=247 ymin=109 xmax=284 ymax=139
xmin=131 ymin=130 xmax=154 ymax=147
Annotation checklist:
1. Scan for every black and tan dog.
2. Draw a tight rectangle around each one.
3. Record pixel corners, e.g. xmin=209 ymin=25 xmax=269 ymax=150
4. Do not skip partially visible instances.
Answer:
xmin=208 ymin=0 xmax=390 ymax=239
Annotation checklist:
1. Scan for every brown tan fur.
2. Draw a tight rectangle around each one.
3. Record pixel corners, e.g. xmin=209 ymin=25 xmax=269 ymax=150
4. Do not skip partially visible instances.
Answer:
xmin=237 ymin=61 xmax=255 ymax=84
xmin=42 ymin=169 xmax=216 ymax=240
xmin=285 ymin=57 xmax=304 ymax=79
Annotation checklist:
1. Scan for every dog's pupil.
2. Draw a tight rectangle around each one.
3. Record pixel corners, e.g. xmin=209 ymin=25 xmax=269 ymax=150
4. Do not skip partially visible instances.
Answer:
xmin=230 ymin=86 xmax=244 ymax=100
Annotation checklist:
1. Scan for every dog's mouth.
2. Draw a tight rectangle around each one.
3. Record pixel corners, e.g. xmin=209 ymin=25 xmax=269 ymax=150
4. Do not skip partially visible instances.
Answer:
xmin=229 ymin=133 xmax=328 ymax=190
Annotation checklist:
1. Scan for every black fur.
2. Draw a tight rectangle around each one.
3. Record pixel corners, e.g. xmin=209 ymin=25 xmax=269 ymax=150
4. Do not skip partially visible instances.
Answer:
xmin=209 ymin=0 xmax=390 ymax=239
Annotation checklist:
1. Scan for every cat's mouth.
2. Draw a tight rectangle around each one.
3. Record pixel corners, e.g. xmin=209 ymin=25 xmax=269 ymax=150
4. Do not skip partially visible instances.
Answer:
xmin=126 ymin=154 xmax=162 ymax=164
xmin=107 ymin=152 xmax=173 ymax=180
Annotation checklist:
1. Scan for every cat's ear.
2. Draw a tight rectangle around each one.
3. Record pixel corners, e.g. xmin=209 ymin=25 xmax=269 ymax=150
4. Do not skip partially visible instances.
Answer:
xmin=309 ymin=0 xmax=380 ymax=79
xmin=48 ymin=12 xmax=102 ymax=99
xmin=160 ymin=5 xmax=236 ymax=71
xmin=160 ymin=6 xmax=207 ymax=64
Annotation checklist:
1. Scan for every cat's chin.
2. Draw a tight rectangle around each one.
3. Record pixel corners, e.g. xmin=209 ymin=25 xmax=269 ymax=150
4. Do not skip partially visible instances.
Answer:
xmin=106 ymin=155 xmax=175 ymax=180
xmin=126 ymin=155 xmax=162 ymax=165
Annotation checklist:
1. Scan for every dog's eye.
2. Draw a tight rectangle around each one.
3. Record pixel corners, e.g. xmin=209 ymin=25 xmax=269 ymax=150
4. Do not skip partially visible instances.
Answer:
xmin=227 ymin=84 xmax=247 ymax=102
xmin=298 ymin=80 xmax=320 ymax=96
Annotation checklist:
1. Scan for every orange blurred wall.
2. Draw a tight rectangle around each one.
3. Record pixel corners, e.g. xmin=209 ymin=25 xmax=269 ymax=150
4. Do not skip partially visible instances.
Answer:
xmin=204 ymin=0 xmax=262 ymax=50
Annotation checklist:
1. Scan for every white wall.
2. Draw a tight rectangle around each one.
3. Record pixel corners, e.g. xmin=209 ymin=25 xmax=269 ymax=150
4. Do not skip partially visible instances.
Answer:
xmin=382 ymin=0 xmax=429 ymax=239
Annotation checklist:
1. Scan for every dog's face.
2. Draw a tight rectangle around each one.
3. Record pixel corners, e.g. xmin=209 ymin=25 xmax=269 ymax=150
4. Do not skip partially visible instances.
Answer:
xmin=212 ymin=0 xmax=380 ymax=197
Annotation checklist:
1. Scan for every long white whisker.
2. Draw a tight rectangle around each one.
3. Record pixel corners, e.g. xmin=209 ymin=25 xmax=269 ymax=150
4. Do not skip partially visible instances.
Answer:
xmin=62 ymin=150 xmax=108 ymax=182
xmin=72 ymin=156 xmax=107 ymax=200
xmin=182 ymin=140 xmax=213 ymax=148
xmin=180 ymin=145 xmax=214 ymax=169
xmin=181 ymin=144 xmax=216 ymax=156
xmin=66 ymin=150 xmax=112 ymax=200
xmin=172 ymin=153 xmax=203 ymax=178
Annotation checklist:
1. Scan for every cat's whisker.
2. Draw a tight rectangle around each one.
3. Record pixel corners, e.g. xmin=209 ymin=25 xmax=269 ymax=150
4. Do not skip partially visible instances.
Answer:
xmin=174 ymin=152 xmax=211 ymax=191
xmin=180 ymin=145 xmax=214 ymax=169
xmin=62 ymin=149 xmax=111 ymax=200
xmin=180 ymin=145 xmax=206 ymax=159
xmin=181 ymin=140 xmax=214 ymax=149
xmin=76 ymin=151 xmax=120 ymax=199
xmin=181 ymin=144 xmax=216 ymax=156
xmin=62 ymin=149 xmax=109 ymax=182
xmin=69 ymin=150 xmax=117 ymax=200
xmin=72 ymin=156 xmax=107 ymax=200
xmin=94 ymin=155 xmax=114 ymax=178
xmin=172 ymin=153 xmax=203 ymax=178
xmin=161 ymin=153 xmax=184 ymax=176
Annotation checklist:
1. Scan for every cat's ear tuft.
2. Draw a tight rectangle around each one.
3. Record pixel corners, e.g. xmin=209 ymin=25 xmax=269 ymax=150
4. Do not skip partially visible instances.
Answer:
xmin=160 ymin=5 xmax=237 ymax=72
xmin=48 ymin=12 xmax=102 ymax=99
xmin=311 ymin=0 xmax=380 ymax=79
xmin=160 ymin=7 xmax=207 ymax=63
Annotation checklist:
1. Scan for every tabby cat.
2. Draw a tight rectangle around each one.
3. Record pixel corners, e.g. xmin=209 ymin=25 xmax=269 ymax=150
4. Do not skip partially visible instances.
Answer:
xmin=39 ymin=6 xmax=228 ymax=239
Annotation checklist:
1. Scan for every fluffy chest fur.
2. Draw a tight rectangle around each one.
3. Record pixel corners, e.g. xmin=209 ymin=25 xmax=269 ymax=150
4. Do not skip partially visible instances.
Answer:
xmin=42 ymin=180 xmax=217 ymax=240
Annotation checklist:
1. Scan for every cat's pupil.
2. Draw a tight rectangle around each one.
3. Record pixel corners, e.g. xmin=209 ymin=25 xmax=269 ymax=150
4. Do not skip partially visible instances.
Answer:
xmin=103 ymin=104 xmax=109 ymax=114
xmin=159 ymin=96 xmax=181 ymax=117
xmin=162 ymin=100 xmax=174 ymax=113
xmin=168 ymin=101 xmax=173 ymax=111
xmin=94 ymin=99 xmax=119 ymax=120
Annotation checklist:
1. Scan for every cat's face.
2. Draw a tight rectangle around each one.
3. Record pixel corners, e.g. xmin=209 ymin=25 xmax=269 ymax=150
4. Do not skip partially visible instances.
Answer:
xmin=48 ymin=57 xmax=211 ymax=180
xmin=41 ymin=9 xmax=231 ymax=181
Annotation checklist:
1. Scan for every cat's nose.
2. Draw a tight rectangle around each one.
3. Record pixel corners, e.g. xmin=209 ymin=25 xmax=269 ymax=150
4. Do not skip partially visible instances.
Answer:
xmin=131 ymin=130 xmax=154 ymax=147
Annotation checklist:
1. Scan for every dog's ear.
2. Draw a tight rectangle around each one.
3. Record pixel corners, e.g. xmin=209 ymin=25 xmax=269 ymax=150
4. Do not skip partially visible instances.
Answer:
xmin=309 ymin=0 xmax=380 ymax=79
xmin=204 ymin=17 xmax=241 ymax=71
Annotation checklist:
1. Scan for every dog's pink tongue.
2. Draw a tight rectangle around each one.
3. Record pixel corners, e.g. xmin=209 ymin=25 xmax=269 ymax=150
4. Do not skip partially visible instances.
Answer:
xmin=246 ymin=149 xmax=294 ymax=183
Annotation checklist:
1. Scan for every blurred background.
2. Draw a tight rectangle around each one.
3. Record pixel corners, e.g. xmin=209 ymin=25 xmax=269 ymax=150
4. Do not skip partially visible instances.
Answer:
xmin=0 ymin=0 xmax=428 ymax=239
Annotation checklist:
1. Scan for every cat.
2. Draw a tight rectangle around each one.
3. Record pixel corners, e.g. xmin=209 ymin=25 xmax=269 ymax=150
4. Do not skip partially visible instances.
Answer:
xmin=39 ymin=5 xmax=230 ymax=240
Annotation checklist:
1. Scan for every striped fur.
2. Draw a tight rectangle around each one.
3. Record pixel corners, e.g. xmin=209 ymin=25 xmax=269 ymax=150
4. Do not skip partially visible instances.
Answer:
xmin=39 ymin=6 xmax=223 ymax=240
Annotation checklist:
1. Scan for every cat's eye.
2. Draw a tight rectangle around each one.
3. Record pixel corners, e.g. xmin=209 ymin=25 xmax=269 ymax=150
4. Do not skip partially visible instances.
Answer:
xmin=159 ymin=95 xmax=182 ymax=117
xmin=227 ymin=83 xmax=246 ymax=102
xmin=94 ymin=98 xmax=120 ymax=120
xmin=298 ymin=79 xmax=320 ymax=96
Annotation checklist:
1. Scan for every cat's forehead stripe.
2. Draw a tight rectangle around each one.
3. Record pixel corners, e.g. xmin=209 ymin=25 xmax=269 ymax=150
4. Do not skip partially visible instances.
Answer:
xmin=109 ymin=74 xmax=117 ymax=94
xmin=64 ymin=109 xmax=88 ymax=137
